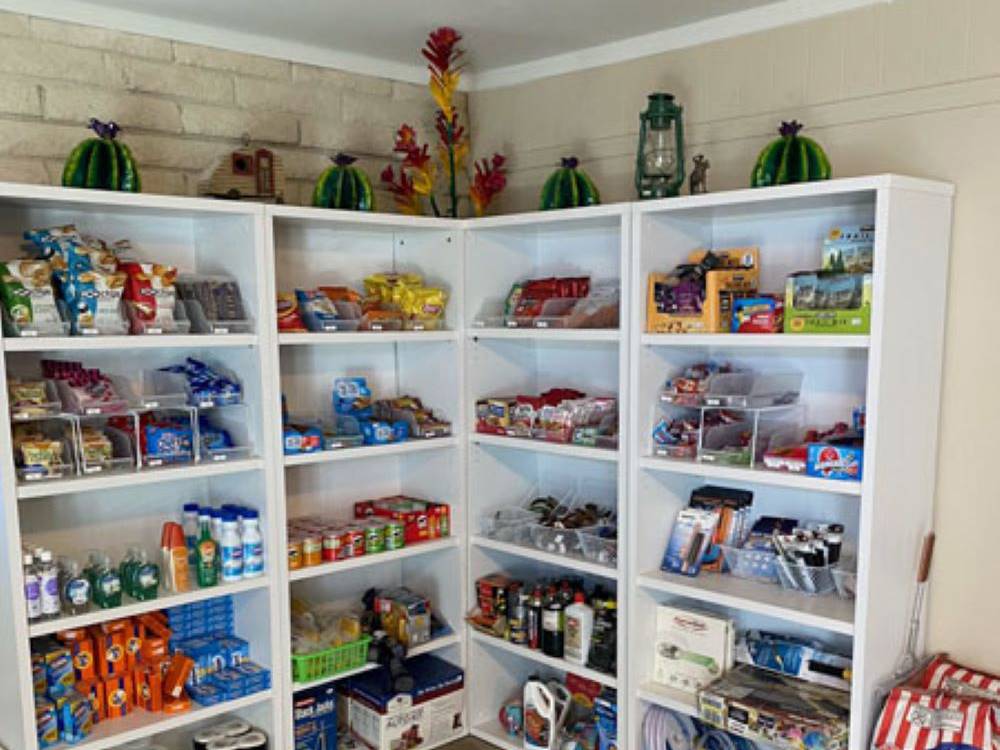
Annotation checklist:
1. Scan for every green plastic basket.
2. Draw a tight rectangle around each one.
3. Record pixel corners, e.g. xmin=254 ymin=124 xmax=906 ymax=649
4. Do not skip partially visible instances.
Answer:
xmin=291 ymin=635 xmax=371 ymax=684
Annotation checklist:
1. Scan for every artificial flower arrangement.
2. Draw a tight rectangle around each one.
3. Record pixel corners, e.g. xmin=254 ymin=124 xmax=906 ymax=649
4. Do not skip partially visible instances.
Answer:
xmin=381 ymin=27 xmax=507 ymax=217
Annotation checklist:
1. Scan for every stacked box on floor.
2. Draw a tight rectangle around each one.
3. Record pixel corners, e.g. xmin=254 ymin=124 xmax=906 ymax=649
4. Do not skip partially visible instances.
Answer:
xmin=294 ymin=683 xmax=338 ymax=750
xmin=342 ymin=654 xmax=465 ymax=750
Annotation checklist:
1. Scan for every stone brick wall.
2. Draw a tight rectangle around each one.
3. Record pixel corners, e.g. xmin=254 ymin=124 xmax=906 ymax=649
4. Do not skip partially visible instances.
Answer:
xmin=0 ymin=11 xmax=467 ymax=208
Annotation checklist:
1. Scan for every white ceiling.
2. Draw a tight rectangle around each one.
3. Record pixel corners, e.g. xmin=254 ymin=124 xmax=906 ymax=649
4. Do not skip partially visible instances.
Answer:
xmin=1 ymin=0 xmax=885 ymax=89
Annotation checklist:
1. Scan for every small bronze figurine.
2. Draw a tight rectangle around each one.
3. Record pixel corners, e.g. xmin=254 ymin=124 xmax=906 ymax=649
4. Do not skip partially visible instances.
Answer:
xmin=690 ymin=154 xmax=710 ymax=195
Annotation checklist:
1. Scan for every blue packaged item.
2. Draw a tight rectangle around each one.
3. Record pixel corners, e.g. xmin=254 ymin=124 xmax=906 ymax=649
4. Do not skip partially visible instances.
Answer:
xmin=660 ymin=507 xmax=718 ymax=577
xmin=294 ymin=683 xmax=337 ymax=750
xmin=296 ymin=289 xmax=341 ymax=331
xmin=594 ymin=689 xmax=618 ymax=750
xmin=234 ymin=661 xmax=271 ymax=690
xmin=211 ymin=667 xmax=247 ymax=695
xmin=45 ymin=653 xmax=76 ymax=700
xmin=198 ymin=415 xmax=234 ymax=452
xmin=806 ymin=442 xmax=863 ymax=481
xmin=160 ymin=358 xmax=242 ymax=407
xmin=217 ymin=636 xmax=250 ymax=667
xmin=144 ymin=419 xmax=193 ymax=464
xmin=36 ymin=698 xmax=58 ymax=749
xmin=333 ymin=377 xmax=373 ymax=420
xmin=187 ymin=682 xmax=226 ymax=706
xmin=361 ymin=420 xmax=396 ymax=445
xmin=57 ymin=690 xmax=93 ymax=743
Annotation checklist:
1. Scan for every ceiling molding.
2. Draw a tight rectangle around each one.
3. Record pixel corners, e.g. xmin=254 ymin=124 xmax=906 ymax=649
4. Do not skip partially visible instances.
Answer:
xmin=466 ymin=0 xmax=890 ymax=90
xmin=0 ymin=0 xmax=889 ymax=91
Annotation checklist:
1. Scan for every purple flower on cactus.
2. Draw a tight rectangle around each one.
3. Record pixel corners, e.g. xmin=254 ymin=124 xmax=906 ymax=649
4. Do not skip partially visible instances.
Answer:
xmin=561 ymin=156 xmax=580 ymax=169
xmin=333 ymin=153 xmax=358 ymax=166
xmin=88 ymin=118 xmax=120 ymax=140
xmin=779 ymin=120 xmax=804 ymax=137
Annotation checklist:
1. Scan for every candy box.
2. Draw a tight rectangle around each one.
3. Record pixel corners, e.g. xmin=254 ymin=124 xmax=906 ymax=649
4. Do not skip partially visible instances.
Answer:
xmin=217 ymin=635 xmax=250 ymax=668
xmin=784 ymin=271 xmax=872 ymax=334
xmin=188 ymin=681 xmax=226 ymax=706
xmin=806 ymin=442 xmax=863 ymax=481
xmin=731 ymin=295 xmax=783 ymax=334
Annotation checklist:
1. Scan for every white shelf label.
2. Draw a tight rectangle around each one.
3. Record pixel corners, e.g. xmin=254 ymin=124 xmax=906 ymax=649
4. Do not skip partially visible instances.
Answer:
xmin=212 ymin=453 xmax=228 ymax=462
xmin=213 ymin=327 xmax=230 ymax=335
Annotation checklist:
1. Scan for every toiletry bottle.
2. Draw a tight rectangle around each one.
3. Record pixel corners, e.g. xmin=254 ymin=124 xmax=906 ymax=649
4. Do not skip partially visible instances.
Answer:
xmin=196 ymin=512 xmax=218 ymax=588
xmin=564 ymin=591 xmax=594 ymax=665
xmin=92 ymin=554 xmax=122 ymax=609
xmin=133 ymin=549 xmax=160 ymax=601
xmin=24 ymin=553 xmax=41 ymax=621
xmin=241 ymin=509 xmax=264 ymax=579
xmin=38 ymin=550 xmax=60 ymax=619
xmin=220 ymin=512 xmax=243 ymax=583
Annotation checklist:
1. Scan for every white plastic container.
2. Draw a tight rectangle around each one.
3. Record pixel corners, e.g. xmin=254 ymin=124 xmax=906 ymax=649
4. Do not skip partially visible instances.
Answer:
xmin=563 ymin=592 xmax=594 ymax=665
xmin=241 ymin=509 xmax=264 ymax=578
xmin=23 ymin=553 xmax=41 ymax=621
xmin=523 ymin=679 xmax=571 ymax=750
xmin=38 ymin=549 xmax=60 ymax=618
xmin=220 ymin=512 xmax=244 ymax=582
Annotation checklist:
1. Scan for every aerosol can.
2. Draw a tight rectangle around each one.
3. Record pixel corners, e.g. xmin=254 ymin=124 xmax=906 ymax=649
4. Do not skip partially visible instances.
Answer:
xmin=523 ymin=678 xmax=571 ymax=750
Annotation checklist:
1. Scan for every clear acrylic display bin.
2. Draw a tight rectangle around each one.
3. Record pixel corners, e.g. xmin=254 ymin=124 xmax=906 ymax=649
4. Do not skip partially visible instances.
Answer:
xmin=479 ymin=484 xmax=574 ymax=545
xmin=50 ymin=298 xmax=129 ymax=337
xmin=698 ymin=405 xmax=802 ymax=467
xmin=74 ymin=415 xmax=137 ymax=475
xmin=320 ymin=415 xmax=364 ymax=450
xmin=661 ymin=371 xmax=803 ymax=409
xmin=720 ymin=545 xmax=779 ymax=583
xmin=14 ymin=416 xmax=76 ymax=482
xmin=124 ymin=300 xmax=192 ymax=336
xmin=135 ymin=407 xmax=196 ymax=468
xmin=149 ymin=362 xmax=243 ymax=409
xmin=774 ymin=557 xmax=836 ymax=596
xmin=9 ymin=380 xmax=63 ymax=421
xmin=197 ymin=403 xmax=254 ymax=463
xmin=175 ymin=275 xmax=255 ymax=334
xmin=832 ymin=565 xmax=857 ymax=600
xmin=54 ymin=378 xmax=129 ymax=416
xmin=2 ymin=306 xmax=70 ymax=338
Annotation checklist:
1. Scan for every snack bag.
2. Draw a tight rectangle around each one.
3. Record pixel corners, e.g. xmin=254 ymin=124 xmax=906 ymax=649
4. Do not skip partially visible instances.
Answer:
xmin=277 ymin=292 xmax=307 ymax=332
xmin=403 ymin=286 xmax=448 ymax=320
xmin=334 ymin=377 xmax=372 ymax=420
xmin=72 ymin=269 xmax=126 ymax=333
xmin=364 ymin=272 xmax=422 ymax=308
xmin=0 ymin=260 xmax=61 ymax=328
xmin=120 ymin=262 xmax=178 ymax=330
xmin=295 ymin=288 xmax=340 ymax=330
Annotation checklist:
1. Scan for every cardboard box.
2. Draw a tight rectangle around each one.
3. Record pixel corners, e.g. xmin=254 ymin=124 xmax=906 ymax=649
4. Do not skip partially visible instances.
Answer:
xmin=647 ymin=248 xmax=759 ymax=334
xmin=784 ymin=272 xmax=872 ymax=334
xmin=344 ymin=655 xmax=465 ymax=750
xmin=294 ymin=683 xmax=337 ymax=750
xmin=653 ymin=606 xmax=733 ymax=693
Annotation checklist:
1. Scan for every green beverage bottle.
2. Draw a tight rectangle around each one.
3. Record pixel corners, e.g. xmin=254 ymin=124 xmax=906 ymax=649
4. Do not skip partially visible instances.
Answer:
xmin=195 ymin=512 xmax=218 ymax=588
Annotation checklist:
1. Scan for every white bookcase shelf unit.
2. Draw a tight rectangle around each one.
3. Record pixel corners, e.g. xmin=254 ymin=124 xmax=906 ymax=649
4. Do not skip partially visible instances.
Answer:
xmin=0 ymin=184 xmax=282 ymax=750
xmin=266 ymin=206 xmax=467 ymax=748
xmin=627 ymin=176 xmax=953 ymax=749
xmin=463 ymin=205 xmax=631 ymax=745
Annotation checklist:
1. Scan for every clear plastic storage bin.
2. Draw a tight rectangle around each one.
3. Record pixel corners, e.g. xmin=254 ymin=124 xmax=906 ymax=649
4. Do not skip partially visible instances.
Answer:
xmin=9 ymin=380 xmax=62 ymax=421
xmin=721 ymin=546 xmax=779 ymax=583
xmin=124 ymin=299 xmax=192 ymax=335
xmin=74 ymin=417 xmax=136 ymax=475
xmin=832 ymin=566 xmax=857 ymax=600
xmin=774 ymin=557 xmax=836 ymax=596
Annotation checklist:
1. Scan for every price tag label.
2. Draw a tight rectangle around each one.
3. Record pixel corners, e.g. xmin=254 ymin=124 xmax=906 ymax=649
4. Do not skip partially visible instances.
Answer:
xmin=212 ymin=453 xmax=228 ymax=462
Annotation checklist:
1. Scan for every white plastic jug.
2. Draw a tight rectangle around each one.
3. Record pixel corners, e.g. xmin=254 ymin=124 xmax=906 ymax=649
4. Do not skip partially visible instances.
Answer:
xmin=523 ymin=678 xmax=571 ymax=750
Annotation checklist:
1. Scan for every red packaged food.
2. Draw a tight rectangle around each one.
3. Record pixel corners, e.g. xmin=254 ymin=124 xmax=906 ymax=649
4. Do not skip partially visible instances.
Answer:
xmin=276 ymin=292 xmax=307 ymax=332
xmin=921 ymin=655 xmax=1000 ymax=703
xmin=872 ymin=686 xmax=995 ymax=750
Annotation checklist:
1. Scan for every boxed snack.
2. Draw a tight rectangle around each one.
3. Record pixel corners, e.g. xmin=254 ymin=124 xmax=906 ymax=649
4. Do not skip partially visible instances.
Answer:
xmin=647 ymin=248 xmax=759 ymax=334
xmin=654 ymin=605 xmax=734 ymax=693
xmin=698 ymin=664 xmax=850 ymax=748
xmin=822 ymin=225 xmax=874 ymax=273
xmin=806 ymin=442 xmax=863 ymax=481
xmin=731 ymin=295 xmax=783 ymax=334
xmin=784 ymin=271 xmax=872 ymax=334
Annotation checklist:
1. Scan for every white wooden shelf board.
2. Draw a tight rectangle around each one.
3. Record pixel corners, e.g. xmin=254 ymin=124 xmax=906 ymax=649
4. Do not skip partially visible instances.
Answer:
xmin=291 ymin=633 xmax=462 ymax=692
xmin=471 ymin=536 xmax=618 ymax=581
xmin=470 ymin=433 xmax=620 ymax=463
xmin=469 ymin=630 xmax=618 ymax=688
xmin=638 ymin=456 xmax=863 ymax=496
xmin=288 ymin=537 xmax=460 ymax=582
xmin=279 ymin=330 xmax=458 ymax=346
xmin=29 ymin=576 xmax=270 ymax=638
xmin=468 ymin=328 xmax=620 ymax=343
xmin=636 ymin=681 xmax=699 ymax=716
xmin=45 ymin=690 xmax=272 ymax=750
xmin=636 ymin=569 xmax=855 ymax=635
xmin=16 ymin=458 xmax=266 ymax=499
xmin=640 ymin=333 xmax=870 ymax=349
xmin=283 ymin=437 xmax=458 ymax=466
xmin=4 ymin=334 xmax=258 ymax=352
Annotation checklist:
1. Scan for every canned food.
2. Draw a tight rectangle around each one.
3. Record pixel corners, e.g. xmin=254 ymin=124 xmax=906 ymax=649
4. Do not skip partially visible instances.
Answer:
xmin=302 ymin=534 xmax=322 ymax=567
xmin=322 ymin=531 xmax=341 ymax=562
xmin=287 ymin=536 xmax=303 ymax=570
xmin=340 ymin=526 xmax=365 ymax=559
xmin=364 ymin=520 xmax=386 ymax=554
xmin=385 ymin=520 xmax=406 ymax=551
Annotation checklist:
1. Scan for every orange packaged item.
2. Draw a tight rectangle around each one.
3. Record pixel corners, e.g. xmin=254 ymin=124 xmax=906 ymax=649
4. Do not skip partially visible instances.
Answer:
xmin=276 ymin=292 xmax=307 ymax=332
xmin=133 ymin=666 xmax=163 ymax=712
xmin=138 ymin=613 xmax=172 ymax=641
xmin=64 ymin=637 xmax=96 ymax=682
xmin=56 ymin=628 xmax=89 ymax=643
xmin=163 ymin=654 xmax=194 ymax=699
xmin=320 ymin=286 xmax=362 ymax=303
xmin=163 ymin=693 xmax=191 ymax=714
xmin=122 ymin=620 xmax=143 ymax=671
xmin=103 ymin=674 xmax=133 ymax=718
xmin=90 ymin=629 xmax=127 ymax=678
xmin=141 ymin=636 xmax=168 ymax=663
xmin=76 ymin=680 xmax=104 ymax=722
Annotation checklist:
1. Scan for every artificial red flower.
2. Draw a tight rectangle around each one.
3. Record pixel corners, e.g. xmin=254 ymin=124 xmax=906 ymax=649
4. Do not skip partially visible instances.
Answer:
xmin=422 ymin=27 xmax=463 ymax=76
xmin=470 ymin=153 xmax=507 ymax=216
xmin=380 ymin=164 xmax=420 ymax=215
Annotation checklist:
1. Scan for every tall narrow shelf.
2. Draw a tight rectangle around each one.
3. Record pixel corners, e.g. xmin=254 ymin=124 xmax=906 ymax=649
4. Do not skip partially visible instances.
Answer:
xmin=463 ymin=205 xmax=631 ymax=744
xmin=627 ymin=175 xmax=953 ymax=749
xmin=266 ymin=206 xmax=467 ymax=748
xmin=0 ymin=184 xmax=283 ymax=750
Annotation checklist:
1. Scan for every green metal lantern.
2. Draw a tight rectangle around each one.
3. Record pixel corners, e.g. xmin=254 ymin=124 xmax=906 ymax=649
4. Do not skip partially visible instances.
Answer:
xmin=635 ymin=93 xmax=685 ymax=199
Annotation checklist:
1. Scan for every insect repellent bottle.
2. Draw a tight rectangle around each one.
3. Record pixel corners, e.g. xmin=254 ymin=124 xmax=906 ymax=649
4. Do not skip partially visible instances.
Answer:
xmin=241 ymin=509 xmax=264 ymax=579
xmin=195 ymin=512 xmax=219 ymax=588
xmin=564 ymin=591 xmax=594 ymax=665
xmin=38 ymin=550 xmax=60 ymax=619
xmin=220 ymin=512 xmax=243 ymax=583
xmin=23 ymin=553 xmax=41 ymax=621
